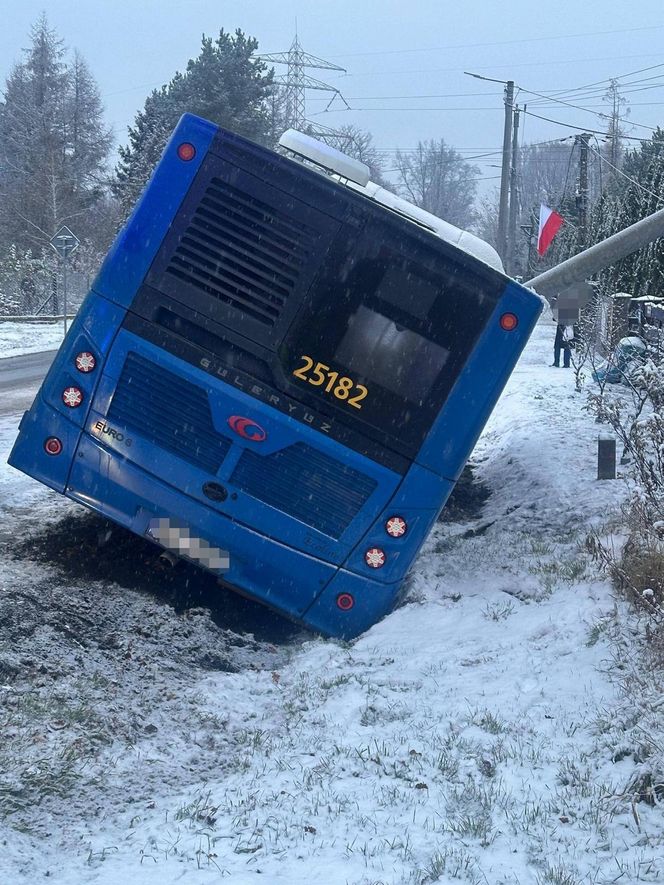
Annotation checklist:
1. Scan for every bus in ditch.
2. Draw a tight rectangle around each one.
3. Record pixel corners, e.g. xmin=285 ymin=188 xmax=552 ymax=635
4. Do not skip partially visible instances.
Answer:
xmin=9 ymin=114 xmax=542 ymax=638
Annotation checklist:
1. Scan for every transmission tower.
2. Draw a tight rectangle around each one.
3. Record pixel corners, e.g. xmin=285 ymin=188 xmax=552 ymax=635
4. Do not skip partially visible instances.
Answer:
xmin=258 ymin=34 xmax=350 ymax=140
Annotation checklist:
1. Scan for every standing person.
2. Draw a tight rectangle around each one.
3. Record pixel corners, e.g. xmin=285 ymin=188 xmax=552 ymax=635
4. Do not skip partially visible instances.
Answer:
xmin=553 ymin=323 xmax=573 ymax=368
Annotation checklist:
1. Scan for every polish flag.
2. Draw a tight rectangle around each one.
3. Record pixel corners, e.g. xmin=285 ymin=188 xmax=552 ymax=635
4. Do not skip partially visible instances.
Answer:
xmin=537 ymin=204 xmax=564 ymax=256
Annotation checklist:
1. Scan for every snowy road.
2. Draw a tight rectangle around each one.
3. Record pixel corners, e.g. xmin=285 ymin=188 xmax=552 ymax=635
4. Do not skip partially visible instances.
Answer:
xmin=0 ymin=348 xmax=55 ymax=415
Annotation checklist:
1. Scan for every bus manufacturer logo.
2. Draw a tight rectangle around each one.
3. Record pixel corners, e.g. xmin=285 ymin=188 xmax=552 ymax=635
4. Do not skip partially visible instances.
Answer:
xmin=227 ymin=415 xmax=267 ymax=442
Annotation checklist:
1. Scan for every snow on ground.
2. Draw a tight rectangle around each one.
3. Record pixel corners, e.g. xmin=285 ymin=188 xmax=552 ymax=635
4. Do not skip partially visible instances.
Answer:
xmin=1 ymin=319 xmax=662 ymax=884
xmin=0 ymin=320 xmax=65 ymax=358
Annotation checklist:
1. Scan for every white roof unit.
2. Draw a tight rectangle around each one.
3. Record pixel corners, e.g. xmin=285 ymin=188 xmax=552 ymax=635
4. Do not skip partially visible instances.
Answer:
xmin=279 ymin=129 xmax=370 ymax=186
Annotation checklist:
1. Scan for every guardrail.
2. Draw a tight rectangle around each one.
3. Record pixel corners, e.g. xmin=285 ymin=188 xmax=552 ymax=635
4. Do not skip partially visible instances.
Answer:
xmin=0 ymin=315 xmax=77 ymax=324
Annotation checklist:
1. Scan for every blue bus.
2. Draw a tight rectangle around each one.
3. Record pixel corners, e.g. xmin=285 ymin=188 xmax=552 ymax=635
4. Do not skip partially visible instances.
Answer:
xmin=9 ymin=114 xmax=542 ymax=638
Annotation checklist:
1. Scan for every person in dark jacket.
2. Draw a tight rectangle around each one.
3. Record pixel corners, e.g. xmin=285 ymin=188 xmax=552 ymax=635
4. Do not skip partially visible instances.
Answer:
xmin=553 ymin=323 xmax=573 ymax=368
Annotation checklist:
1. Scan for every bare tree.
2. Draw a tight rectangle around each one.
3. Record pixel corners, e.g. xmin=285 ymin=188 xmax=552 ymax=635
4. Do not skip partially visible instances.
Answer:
xmin=394 ymin=140 xmax=480 ymax=229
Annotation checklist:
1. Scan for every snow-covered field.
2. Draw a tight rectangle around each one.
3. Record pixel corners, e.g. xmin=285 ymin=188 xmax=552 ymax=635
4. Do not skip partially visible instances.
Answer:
xmin=1 ymin=319 xmax=662 ymax=884
xmin=0 ymin=320 xmax=65 ymax=358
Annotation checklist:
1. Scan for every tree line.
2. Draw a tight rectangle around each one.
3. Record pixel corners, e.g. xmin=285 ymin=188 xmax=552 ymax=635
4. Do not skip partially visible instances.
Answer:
xmin=1 ymin=15 xmax=662 ymax=315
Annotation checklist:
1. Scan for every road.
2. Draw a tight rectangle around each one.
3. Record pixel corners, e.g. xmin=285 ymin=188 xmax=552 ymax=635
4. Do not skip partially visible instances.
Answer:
xmin=0 ymin=349 xmax=56 ymax=416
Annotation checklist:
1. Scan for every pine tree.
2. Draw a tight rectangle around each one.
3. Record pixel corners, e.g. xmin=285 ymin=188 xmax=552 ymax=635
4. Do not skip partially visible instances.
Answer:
xmin=586 ymin=129 xmax=664 ymax=297
xmin=114 ymin=29 xmax=274 ymax=216
xmin=0 ymin=15 xmax=113 ymax=254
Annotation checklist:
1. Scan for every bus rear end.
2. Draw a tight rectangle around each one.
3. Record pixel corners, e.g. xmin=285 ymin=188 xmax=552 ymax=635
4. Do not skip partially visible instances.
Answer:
xmin=9 ymin=114 xmax=542 ymax=638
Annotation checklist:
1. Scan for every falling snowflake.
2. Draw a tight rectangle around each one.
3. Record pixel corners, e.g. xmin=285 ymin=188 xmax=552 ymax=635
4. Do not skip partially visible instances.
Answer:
xmin=75 ymin=352 xmax=96 ymax=373
xmin=365 ymin=548 xmax=385 ymax=568
xmin=386 ymin=517 xmax=407 ymax=538
xmin=62 ymin=387 xmax=83 ymax=408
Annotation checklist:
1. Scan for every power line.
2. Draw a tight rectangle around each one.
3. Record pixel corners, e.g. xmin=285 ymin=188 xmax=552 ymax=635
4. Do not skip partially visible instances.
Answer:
xmin=586 ymin=141 xmax=664 ymax=204
xmin=337 ymin=52 xmax=664 ymax=80
xmin=519 ymin=108 xmax=650 ymax=141
xmin=516 ymin=84 xmax=658 ymax=131
xmin=319 ymin=24 xmax=664 ymax=59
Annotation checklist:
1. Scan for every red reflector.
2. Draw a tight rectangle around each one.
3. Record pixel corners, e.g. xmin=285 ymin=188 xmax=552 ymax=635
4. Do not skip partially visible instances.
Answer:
xmin=500 ymin=312 xmax=518 ymax=331
xmin=75 ymin=351 xmax=96 ymax=373
xmin=62 ymin=387 xmax=83 ymax=408
xmin=365 ymin=547 xmax=386 ymax=569
xmin=177 ymin=142 xmax=196 ymax=161
xmin=44 ymin=437 xmax=63 ymax=456
xmin=336 ymin=593 xmax=354 ymax=611
xmin=385 ymin=516 xmax=407 ymax=538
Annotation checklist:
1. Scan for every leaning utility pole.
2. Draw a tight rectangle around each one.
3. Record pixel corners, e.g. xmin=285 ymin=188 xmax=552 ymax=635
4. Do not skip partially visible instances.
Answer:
xmin=525 ymin=206 xmax=664 ymax=300
xmin=497 ymin=80 xmax=515 ymax=264
xmin=258 ymin=35 xmax=350 ymax=138
xmin=507 ymin=105 xmax=520 ymax=275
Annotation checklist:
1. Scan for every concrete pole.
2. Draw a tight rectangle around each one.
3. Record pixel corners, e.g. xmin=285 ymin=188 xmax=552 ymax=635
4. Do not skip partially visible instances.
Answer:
xmin=497 ymin=81 xmax=514 ymax=264
xmin=524 ymin=206 xmax=664 ymax=301
xmin=507 ymin=106 xmax=520 ymax=275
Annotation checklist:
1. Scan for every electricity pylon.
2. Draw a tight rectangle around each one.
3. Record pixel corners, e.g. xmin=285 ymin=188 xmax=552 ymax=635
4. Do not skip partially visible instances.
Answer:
xmin=258 ymin=34 xmax=351 ymax=140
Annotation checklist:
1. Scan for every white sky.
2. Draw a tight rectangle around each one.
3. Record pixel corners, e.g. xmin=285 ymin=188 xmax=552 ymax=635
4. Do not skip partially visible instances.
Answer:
xmin=1 ymin=0 xmax=664 ymax=191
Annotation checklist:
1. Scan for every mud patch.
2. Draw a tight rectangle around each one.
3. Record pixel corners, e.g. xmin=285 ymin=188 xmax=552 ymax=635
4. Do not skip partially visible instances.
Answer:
xmin=9 ymin=509 xmax=302 ymax=644
xmin=438 ymin=464 xmax=491 ymax=522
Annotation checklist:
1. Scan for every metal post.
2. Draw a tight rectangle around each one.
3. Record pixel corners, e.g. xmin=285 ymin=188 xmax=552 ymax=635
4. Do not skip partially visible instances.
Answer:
xmin=497 ymin=81 xmax=515 ymax=263
xmin=597 ymin=436 xmax=616 ymax=480
xmin=63 ymin=256 xmax=68 ymax=336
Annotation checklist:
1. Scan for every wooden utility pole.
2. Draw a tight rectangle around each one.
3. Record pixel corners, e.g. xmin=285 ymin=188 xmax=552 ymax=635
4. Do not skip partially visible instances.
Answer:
xmin=497 ymin=80 xmax=515 ymax=264
xmin=507 ymin=105 xmax=520 ymax=275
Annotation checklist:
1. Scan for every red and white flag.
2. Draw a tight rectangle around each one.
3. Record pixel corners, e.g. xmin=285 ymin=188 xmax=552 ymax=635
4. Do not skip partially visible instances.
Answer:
xmin=537 ymin=204 xmax=564 ymax=256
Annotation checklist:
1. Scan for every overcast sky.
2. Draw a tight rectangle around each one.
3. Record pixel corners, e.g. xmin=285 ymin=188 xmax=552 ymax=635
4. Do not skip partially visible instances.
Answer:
xmin=2 ymin=0 xmax=663 ymax=190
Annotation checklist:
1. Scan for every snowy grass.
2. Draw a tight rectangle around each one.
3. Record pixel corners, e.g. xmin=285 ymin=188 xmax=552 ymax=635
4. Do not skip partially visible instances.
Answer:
xmin=0 ymin=320 xmax=64 ymax=358
xmin=1 ymin=319 xmax=663 ymax=883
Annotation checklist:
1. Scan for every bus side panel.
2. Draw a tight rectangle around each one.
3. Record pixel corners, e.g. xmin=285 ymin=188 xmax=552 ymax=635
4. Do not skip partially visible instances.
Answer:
xmin=8 ymin=291 xmax=127 ymax=490
xmin=417 ymin=281 xmax=542 ymax=480
xmin=93 ymin=114 xmax=216 ymax=309
xmin=9 ymin=404 xmax=82 ymax=493
xmin=302 ymin=569 xmax=403 ymax=639
xmin=38 ymin=292 xmax=126 ymax=427
xmin=340 ymin=466 xmax=454 ymax=584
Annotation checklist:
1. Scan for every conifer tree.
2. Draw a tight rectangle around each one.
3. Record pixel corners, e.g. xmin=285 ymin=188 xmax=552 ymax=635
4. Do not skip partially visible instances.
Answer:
xmin=114 ymin=29 xmax=274 ymax=216
xmin=0 ymin=15 xmax=113 ymax=254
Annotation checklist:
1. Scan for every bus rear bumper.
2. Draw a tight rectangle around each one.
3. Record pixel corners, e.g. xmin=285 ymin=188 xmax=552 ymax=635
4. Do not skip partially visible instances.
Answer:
xmin=66 ymin=434 xmax=397 ymax=634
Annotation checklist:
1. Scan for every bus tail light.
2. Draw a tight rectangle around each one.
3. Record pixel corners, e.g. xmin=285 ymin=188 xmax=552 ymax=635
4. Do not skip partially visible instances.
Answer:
xmin=365 ymin=547 xmax=386 ymax=569
xmin=75 ymin=351 xmax=96 ymax=373
xmin=336 ymin=593 xmax=354 ymax=611
xmin=44 ymin=437 xmax=63 ymax=456
xmin=385 ymin=516 xmax=407 ymax=538
xmin=500 ymin=312 xmax=518 ymax=331
xmin=62 ymin=387 xmax=83 ymax=408
xmin=177 ymin=142 xmax=196 ymax=161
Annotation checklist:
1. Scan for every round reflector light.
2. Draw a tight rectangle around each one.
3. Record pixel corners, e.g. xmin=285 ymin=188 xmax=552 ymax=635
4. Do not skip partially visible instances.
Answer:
xmin=75 ymin=351 xmax=96 ymax=373
xmin=62 ymin=386 xmax=83 ymax=408
xmin=44 ymin=437 xmax=63 ymax=456
xmin=365 ymin=547 xmax=386 ymax=569
xmin=336 ymin=593 xmax=355 ymax=611
xmin=177 ymin=142 xmax=196 ymax=161
xmin=500 ymin=312 xmax=518 ymax=331
xmin=385 ymin=516 xmax=407 ymax=538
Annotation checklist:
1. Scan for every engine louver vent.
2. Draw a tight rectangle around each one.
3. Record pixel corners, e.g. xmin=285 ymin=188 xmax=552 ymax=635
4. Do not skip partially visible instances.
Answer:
xmin=164 ymin=178 xmax=319 ymax=326
xmin=108 ymin=352 xmax=231 ymax=474
xmin=230 ymin=442 xmax=377 ymax=539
